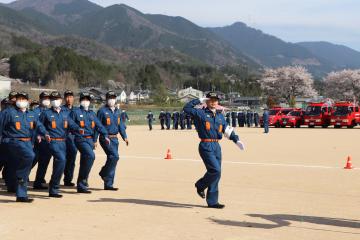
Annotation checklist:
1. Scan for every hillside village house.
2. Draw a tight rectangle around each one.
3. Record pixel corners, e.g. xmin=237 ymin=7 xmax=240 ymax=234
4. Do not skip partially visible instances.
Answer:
xmin=0 ymin=75 xmax=11 ymax=98
xmin=178 ymin=87 xmax=204 ymax=103
xmin=117 ymin=90 xmax=127 ymax=103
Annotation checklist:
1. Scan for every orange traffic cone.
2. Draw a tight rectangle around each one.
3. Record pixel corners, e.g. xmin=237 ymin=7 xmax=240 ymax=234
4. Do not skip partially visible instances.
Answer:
xmin=344 ymin=156 xmax=354 ymax=169
xmin=165 ymin=149 xmax=172 ymax=160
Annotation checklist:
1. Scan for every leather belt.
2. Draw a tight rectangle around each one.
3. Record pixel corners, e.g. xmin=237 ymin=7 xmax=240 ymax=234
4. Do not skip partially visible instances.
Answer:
xmin=108 ymin=135 xmax=118 ymax=138
xmin=51 ymin=138 xmax=65 ymax=141
xmin=18 ymin=138 xmax=31 ymax=142
xmin=84 ymin=136 xmax=93 ymax=139
xmin=200 ymin=139 xmax=219 ymax=143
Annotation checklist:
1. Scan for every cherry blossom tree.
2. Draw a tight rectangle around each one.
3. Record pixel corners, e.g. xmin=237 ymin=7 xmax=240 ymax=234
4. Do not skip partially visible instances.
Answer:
xmin=324 ymin=69 xmax=360 ymax=101
xmin=260 ymin=66 xmax=317 ymax=105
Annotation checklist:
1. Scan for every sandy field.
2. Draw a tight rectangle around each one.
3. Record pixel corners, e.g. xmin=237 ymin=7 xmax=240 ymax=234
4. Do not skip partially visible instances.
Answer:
xmin=1 ymin=125 xmax=360 ymax=240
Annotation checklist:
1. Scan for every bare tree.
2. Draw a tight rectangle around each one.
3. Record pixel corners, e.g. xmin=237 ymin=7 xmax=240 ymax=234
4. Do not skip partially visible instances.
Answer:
xmin=47 ymin=72 xmax=79 ymax=94
xmin=324 ymin=69 xmax=360 ymax=101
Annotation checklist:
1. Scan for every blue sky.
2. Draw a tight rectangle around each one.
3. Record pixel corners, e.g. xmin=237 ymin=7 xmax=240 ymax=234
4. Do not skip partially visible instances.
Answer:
xmin=1 ymin=0 xmax=360 ymax=51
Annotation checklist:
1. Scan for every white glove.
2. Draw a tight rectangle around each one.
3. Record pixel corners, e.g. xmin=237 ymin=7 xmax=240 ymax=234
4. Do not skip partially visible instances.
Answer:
xmin=199 ymin=97 xmax=209 ymax=104
xmin=236 ymin=141 xmax=245 ymax=151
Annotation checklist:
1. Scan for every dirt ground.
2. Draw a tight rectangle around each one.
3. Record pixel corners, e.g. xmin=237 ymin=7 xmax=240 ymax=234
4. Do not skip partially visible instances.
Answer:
xmin=1 ymin=125 xmax=360 ymax=240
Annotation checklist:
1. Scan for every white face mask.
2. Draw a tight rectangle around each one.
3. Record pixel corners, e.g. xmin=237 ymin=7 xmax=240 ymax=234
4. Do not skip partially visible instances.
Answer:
xmin=16 ymin=100 xmax=28 ymax=109
xmin=80 ymin=100 xmax=91 ymax=110
xmin=42 ymin=99 xmax=51 ymax=107
xmin=51 ymin=99 xmax=62 ymax=108
xmin=107 ymin=99 xmax=116 ymax=107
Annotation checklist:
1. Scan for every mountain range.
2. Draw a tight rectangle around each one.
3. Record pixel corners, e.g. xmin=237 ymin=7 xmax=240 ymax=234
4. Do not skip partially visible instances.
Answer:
xmin=1 ymin=0 xmax=360 ymax=77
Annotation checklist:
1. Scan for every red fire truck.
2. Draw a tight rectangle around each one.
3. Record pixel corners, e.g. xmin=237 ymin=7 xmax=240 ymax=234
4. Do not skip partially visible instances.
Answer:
xmin=330 ymin=102 xmax=360 ymax=128
xmin=304 ymin=101 xmax=333 ymax=128
xmin=280 ymin=109 xmax=305 ymax=128
xmin=260 ymin=107 xmax=294 ymax=128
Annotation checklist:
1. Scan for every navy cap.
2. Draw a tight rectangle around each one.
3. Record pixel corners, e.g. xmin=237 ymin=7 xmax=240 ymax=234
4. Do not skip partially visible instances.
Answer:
xmin=64 ymin=90 xmax=74 ymax=97
xmin=50 ymin=91 xmax=62 ymax=99
xmin=206 ymin=92 xmax=219 ymax=100
xmin=17 ymin=92 xmax=29 ymax=100
xmin=106 ymin=91 xmax=117 ymax=99
xmin=79 ymin=92 xmax=92 ymax=100
xmin=8 ymin=91 xmax=18 ymax=99
xmin=39 ymin=91 xmax=51 ymax=99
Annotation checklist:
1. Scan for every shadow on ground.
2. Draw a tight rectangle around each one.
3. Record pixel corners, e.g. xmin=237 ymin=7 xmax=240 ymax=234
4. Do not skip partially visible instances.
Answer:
xmin=210 ymin=213 xmax=360 ymax=234
xmin=88 ymin=198 xmax=203 ymax=208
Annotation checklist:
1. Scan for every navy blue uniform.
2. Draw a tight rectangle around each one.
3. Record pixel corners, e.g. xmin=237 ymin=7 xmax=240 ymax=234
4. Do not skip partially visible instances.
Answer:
xmin=36 ymin=108 xmax=80 ymax=195
xmin=185 ymin=112 xmax=192 ymax=129
xmin=165 ymin=111 xmax=171 ymax=130
xmin=159 ymin=112 xmax=165 ymax=130
xmin=62 ymin=104 xmax=79 ymax=185
xmin=231 ymin=111 xmax=237 ymax=127
xmin=0 ymin=107 xmax=43 ymax=198
xmin=254 ymin=112 xmax=260 ymax=127
xmin=184 ymin=99 xmax=239 ymax=206
xmin=237 ymin=112 xmax=244 ymax=127
xmin=32 ymin=106 xmax=48 ymax=170
xmin=146 ymin=112 xmax=155 ymax=131
xmin=172 ymin=111 xmax=180 ymax=130
xmin=70 ymin=107 xmax=109 ymax=191
xmin=225 ymin=112 xmax=231 ymax=126
xmin=120 ymin=111 xmax=129 ymax=128
xmin=96 ymin=106 xmax=127 ymax=188
xmin=263 ymin=110 xmax=270 ymax=133
xmin=179 ymin=111 xmax=186 ymax=130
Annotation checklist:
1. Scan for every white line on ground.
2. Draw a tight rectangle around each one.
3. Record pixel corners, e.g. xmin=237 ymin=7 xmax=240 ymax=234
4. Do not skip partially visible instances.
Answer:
xmin=96 ymin=154 xmax=359 ymax=171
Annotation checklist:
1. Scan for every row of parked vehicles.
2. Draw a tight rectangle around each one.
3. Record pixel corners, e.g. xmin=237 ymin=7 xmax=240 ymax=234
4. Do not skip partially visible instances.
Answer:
xmin=260 ymin=101 xmax=360 ymax=128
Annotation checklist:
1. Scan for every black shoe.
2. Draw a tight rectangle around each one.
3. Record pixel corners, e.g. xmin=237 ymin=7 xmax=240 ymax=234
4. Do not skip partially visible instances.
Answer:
xmin=104 ymin=186 xmax=118 ymax=191
xmin=49 ymin=193 xmax=63 ymax=198
xmin=16 ymin=197 xmax=34 ymax=203
xmin=208 ymin=203 xmax=225 ymax=209
xmin=77 ymin=189 xmax=92 ymax=194
xmin=33 ymin=184 xmax=48 ymax=190
xmin=64 ymin=182 xmax=75 ymax=187
xmin=195 ymin=184 xmax=205 ymax=199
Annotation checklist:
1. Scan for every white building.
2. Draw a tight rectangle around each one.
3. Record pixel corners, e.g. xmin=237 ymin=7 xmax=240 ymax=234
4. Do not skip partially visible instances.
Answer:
xmin=177 ymin=87 xmax=204 ymax=103
xmin=117 ymin=90 xmax=127 ymax=103
xmin=0 ymin=75 xmax=12 ymax=98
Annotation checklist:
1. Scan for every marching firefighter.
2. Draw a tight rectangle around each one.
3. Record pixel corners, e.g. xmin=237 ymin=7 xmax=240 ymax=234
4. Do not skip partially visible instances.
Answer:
xmin=165 ymin=110 xmax=171 ymax=130
xmin=263 ymin=108 xmax=270 ymax=134
xmin=96 ymin=91 xmax=129 ymax=190
xmin=180 ymin=110 xmax=186 ymax=130
xmin=254 ymin=112 xmax=260 ymax=127
xmin=237 ymin=111 xmax=245 ymax=127
xmin=231 ymin=110 xmax=237 ymax=127
xmin=70 ymin=92 xmax=110 ymax=193
xmin=225 ymin=112 xmax=231 ymax=126
xmin=185 ymin=112 xmax=192 ymax=129
xmin=159 ymin=110 xmax=165 ymax=130
xmin=62 ymin=90 xmax=78 ymax=187
xmin=33 ymin=91 xmax=53 ymax=189
xmin=0 ymin=92 xmax=44 ymax=202
xmin=146 ymin=110 xmax=155 ymax=131
xmin=183 ymin=92 xmax=245 ymax=208
xmin=172 ymin=110 xmax=180 ymax=130
xmin=120 ymin=110 xmax=130 ymax=128
xmin=36 ymin=91 xmax=81 ymax=197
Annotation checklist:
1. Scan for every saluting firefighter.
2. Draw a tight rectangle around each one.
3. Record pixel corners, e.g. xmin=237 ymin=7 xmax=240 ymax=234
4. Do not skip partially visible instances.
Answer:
xmin=70 ymin=92 xmax=110 ymax=193
xmin=96 ymin=91 xmax=129 ymax=190
xmin=36 ymin=91 xmax=80 ymax=198
xmin=183 ymin=92 xmax=245 ymax=209
xmin=0 ymin=92 xmax=44 ymax=202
